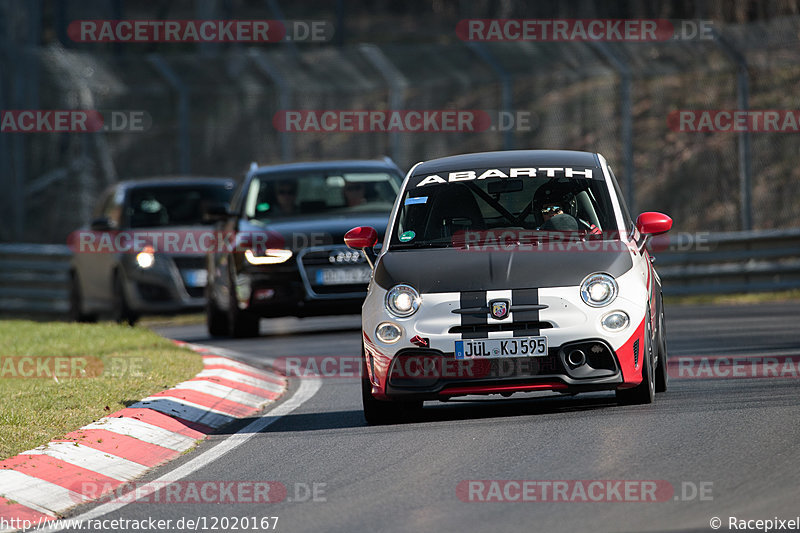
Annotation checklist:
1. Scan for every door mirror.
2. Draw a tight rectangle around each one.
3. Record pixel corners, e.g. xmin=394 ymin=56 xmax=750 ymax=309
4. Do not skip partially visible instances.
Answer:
xmin=203 ymin=202 xmax=231 ymax=223
xmin=90 ymin=217 xmax=113 ymax=231
xmin=635 ymin=212 xmax=672 ymax=235
xmin=344 ymin=226 xmax=378 ymax=268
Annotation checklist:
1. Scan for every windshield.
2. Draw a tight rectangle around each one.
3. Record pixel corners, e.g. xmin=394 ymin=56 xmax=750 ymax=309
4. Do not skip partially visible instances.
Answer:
xmin=244 ymin=170 xmax=401 ymax=220
xmin=390 ymin=171 xmax=618 ymax=249
xmin=126 ymin=184 xmax=234 ymax=228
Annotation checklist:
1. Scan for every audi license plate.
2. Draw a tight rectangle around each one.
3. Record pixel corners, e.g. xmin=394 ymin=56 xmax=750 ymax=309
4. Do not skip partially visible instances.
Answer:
xmin=455 ymin=337 xmax=548 ymax=359
xmin=316 ymin=267 xmax=371 ymax=285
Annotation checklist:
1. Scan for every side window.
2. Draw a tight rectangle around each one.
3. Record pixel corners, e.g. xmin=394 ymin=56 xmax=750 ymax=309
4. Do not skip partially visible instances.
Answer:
xmin=93 ymin=190 xmax=112 ymax=219
xmin=107 ymin=188 xmax=125 ymax=229
xmin=608 ymin=168 xmax=633 ymax=233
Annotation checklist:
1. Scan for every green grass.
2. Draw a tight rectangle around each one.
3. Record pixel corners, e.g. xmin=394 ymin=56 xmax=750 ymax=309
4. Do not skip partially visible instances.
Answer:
xmin=139 ymin=313 xmax=206 ymax=328
xmin=0 ymin=320 xmax=203 ymax=461
xmin=664 ymin=289 xmax=800 ymax=306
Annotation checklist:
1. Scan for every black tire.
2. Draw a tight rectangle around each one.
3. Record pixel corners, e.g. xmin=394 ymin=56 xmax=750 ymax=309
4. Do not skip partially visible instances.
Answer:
xmin=69 ymin=272 xmax=97 ymax=323
xmin=227 ymin=280 xmax=259 ymax=338
xmin=112 ymin=271 xmax=139 ymax=326
xmin=616 ymin=312 xmax=655 ymax=405
xmin=206 ymin=285 xmax=229 ymax=337
xmin=655 ymin=303 xmax=669 ymax=393
xmin=361 ymin=351 xmax=422 ymax=425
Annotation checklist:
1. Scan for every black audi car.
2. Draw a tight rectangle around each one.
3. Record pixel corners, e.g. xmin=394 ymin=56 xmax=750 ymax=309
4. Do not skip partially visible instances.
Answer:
xmin=206 ymin=158 xmax=404 ymax=337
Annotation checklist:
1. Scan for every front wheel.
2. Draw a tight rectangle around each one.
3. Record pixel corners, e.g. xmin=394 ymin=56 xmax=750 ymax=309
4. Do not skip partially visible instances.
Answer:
xmin=655 ymin=304 xmax=669 ymax=393
xmin=227 ymin=281 xmax=259 ymax=338
xmin=69 ymin=272 xmax=97 ymax=323
xmin=112 ymin=271 xmax=139 ymax=326
xmin=616 ymin=313 xmax=655 ymax=405
xmin=206 ymin=285 xmax=229 ymax=337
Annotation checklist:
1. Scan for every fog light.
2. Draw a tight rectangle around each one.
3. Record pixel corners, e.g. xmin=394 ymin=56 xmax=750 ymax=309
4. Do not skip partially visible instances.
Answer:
xmin=253 ymin=288 xmax=275 ymax=301
xmin=601 ymin=311 xmax=630 ymax=331
xmin=376 ymin=322 xmax=402 ymax=344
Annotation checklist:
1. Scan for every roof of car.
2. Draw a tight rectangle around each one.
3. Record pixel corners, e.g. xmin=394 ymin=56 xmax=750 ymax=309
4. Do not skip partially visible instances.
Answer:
xmin=412 ymin=150 xmax=600 ymax=174
xmin=251 ymin=159 xmax=402 ymax=175
xmin=115 ymin=176 xmax=235 ymax=189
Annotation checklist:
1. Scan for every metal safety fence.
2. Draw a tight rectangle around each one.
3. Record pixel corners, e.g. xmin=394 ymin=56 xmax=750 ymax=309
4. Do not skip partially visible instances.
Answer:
xmin=2 ymin=230 xmax=798 ymax=317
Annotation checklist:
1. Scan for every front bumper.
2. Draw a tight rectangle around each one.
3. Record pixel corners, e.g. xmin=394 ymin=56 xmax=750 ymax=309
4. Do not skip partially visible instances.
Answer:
xmin=236 ymin=245 xmax=370 ymax=318
xmin=123 ymin=255 xmax=206 ymax=314
xmin=367 ymin=341 xmax=624 ymax=401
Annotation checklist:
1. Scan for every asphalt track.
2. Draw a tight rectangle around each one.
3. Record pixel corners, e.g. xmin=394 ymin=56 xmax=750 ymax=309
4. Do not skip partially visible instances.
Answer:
xmin=56 ymin=303 xmax=800 ymax=533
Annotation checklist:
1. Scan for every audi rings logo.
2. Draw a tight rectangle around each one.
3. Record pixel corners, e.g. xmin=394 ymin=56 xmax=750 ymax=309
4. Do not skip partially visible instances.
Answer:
xmin=328 ymin=250 xmax=364 ymax=264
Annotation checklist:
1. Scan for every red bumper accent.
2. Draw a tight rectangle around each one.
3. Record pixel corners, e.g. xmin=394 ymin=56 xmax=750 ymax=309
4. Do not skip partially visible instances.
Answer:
xmin=439 ymin=382 xmax=568 ymax=396
xmin=617 ymin=315 xmax=646 ymax=387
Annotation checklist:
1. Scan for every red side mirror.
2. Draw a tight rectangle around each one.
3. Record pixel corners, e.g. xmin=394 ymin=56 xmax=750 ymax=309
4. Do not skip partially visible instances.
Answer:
xmin=635 ymin=212 xmax=673 ymax=235
xmin=344 ymin=226 xmax=378 ymax=249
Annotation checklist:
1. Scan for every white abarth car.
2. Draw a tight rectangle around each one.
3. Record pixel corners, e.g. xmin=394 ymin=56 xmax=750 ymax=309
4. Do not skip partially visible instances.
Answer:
xmin=344 ymin=150 xmax=672 ymax=424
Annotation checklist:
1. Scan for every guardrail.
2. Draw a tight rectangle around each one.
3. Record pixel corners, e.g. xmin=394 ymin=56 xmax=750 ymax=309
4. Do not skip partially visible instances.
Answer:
xmin=653 ymin=227 xmax=800 ymax=295
xmin=0 ymin=243 xmax=72 ymax=316
xmin=0 ymin=228 xmax=798 ymax=317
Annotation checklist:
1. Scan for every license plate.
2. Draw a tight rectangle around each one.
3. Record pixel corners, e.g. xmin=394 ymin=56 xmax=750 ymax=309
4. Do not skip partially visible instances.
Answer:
xmin=455 ymin=336 xmax=548 ymax=359
xmin=182 ymin=269 xmax=207 ymax=288
xmin=316 ymin=267 xmax=371 ymax=285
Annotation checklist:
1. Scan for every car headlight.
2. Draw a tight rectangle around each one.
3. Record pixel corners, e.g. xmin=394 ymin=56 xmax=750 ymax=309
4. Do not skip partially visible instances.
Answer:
xmin=385 ymin=284 xmax=421 ymax=318
xmin=601 ymin=311 xmax=630 ymax=331
xmin=136 ymin=247 xmax=155 ymax=269
xmin=580 ymin=273 xmax=618 ymax=307
xmin=376 ymin=322 xmax=403 ymax=344
xmin=244 ymin=249 xmax=293 ymax=265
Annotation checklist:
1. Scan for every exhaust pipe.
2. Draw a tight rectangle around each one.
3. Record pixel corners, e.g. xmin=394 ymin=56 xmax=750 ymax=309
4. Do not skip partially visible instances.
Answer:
xmin=567 ymin=349 xmax=586 ymax=367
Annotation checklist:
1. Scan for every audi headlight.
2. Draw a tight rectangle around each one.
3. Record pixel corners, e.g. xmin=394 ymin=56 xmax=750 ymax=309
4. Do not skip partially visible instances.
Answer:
xmin=136 ymin=246 xmax=155 ymax=269
xmin=580 ymin=273 xmax=618 ymax=307
xmin=385 ymin=284 xmax=421 ymax=318
xmin=244 ymin=249 xmax=293 ymax=265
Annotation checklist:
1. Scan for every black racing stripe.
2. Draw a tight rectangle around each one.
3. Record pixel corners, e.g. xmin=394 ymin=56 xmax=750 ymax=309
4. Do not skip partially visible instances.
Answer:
xmin=512 ymin=288 xmax=539 ymax=337
xmin=460 ymin=291 xmax=488 ymax=339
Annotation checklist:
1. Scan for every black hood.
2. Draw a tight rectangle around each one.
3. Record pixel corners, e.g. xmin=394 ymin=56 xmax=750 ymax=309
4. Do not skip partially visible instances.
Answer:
xmin=373 ymin=247 xmax=633 ymax=293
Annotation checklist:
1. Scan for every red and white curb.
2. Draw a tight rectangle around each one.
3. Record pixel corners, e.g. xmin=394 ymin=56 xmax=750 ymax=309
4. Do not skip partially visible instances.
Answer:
xmin=0 ymin=342 xmax=286 ymax=531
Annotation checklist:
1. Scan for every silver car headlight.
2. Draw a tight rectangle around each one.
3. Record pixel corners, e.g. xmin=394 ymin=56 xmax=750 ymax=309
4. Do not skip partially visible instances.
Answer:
xmin=135 ymin=246 xmax=155 ymax=269
xmin=385 ymin=284 xmax=421 ymax=318
xmin=580 ymin=273 xmax=618 ymax=307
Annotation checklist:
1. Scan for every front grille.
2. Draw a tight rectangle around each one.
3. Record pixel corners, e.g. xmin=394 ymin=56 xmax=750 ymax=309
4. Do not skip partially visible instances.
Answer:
xmin=449 ymin=321 xmax=552 ymax=335
xmin=387 ymin=349 xmax=564 ymax=389
xmin=633 ymin=339 xmax=640 ymax=368
xmin=185 ymin=286 xmax=204 ymax=298
xmin=172 ymin=256 xmax=206 ymax=270
xmin=136 ymin=281 xmax=171 ymax=302
xmin=299 ymin=246 xmax=370 ymax=296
